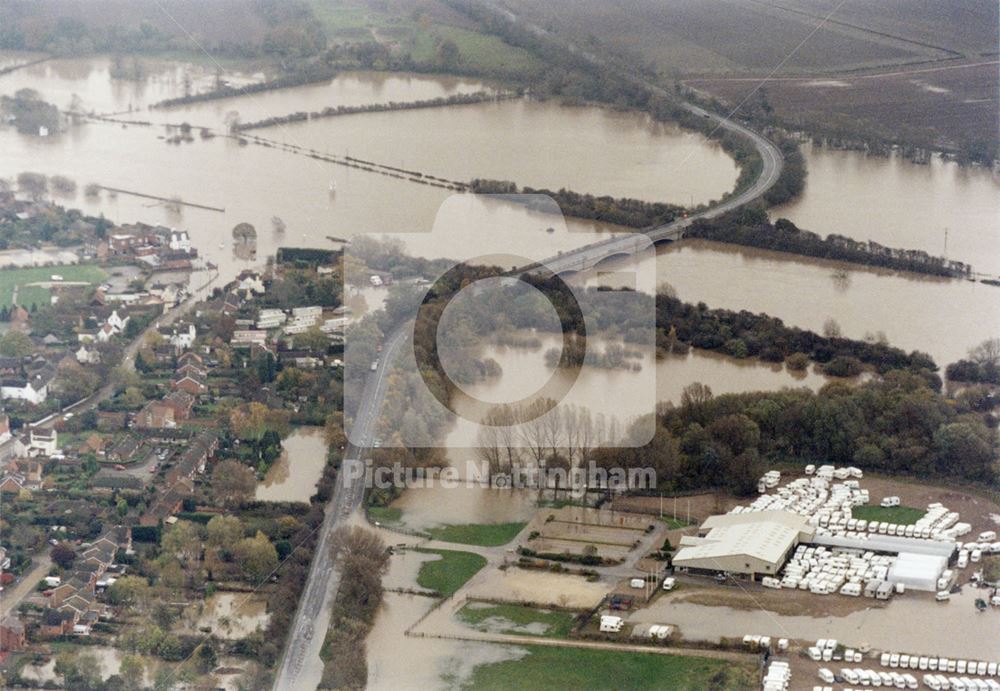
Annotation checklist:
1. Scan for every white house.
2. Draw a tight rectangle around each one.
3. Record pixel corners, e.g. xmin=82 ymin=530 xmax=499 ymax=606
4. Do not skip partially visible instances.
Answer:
xmin=75 ymin=346 xmax=100 ymax=365
xmin=238 ymin=273 xmax=266 ymax=295
xmin=96 ymin=323 xmax=116 ymax=343
xmin=106 ymin=310 xmax=129 ymax=334
xmin=0 ymin=414 xmax=10 ymax=444
xmin=0 ymin=375 xmax=50 ymax=405
xmin=169 ymin=324 xmax=196 ymax=351
xmin=168 ymin=230 xmax=192 ymax=252
xmin=28 ymin=428 xmax=58 ymax=457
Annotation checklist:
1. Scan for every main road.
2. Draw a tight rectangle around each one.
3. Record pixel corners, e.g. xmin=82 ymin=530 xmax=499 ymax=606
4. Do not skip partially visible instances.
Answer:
xmin=272 ymin=8 xmax=784 ymax=689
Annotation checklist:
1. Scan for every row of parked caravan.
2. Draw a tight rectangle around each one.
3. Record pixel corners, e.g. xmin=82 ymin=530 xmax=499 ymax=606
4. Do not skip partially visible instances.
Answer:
xmin=818 ymin=668 xmax=1000 ymax=690
xmin=879 ymin=652 xmax=1000 ymax=678
xmin=781 ymin=544 xmax=899 ymax=596
xmin=742 ymin=634 xmax=789 ymax=651
xmin=762 ymin=660 xmax=790 ymax=691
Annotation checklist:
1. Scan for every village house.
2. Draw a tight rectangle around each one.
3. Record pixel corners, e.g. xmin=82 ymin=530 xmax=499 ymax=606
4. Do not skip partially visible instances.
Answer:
xmin=75 ymin=344 xmax=100 ymax=365
xmin=134 ymin=401 xmax=176 ymax=429
xmin=28 ymin=428 xmax=57 ymax=457
xmin=0 ymin=614 xmax=26 ymax=652
xmin=172 ymin=369 xmax=207 ymax=395
xmin=0 ymin=359 xmax=54 ymax=404
xmin=161 ymin=390 xmax=194 ymax=421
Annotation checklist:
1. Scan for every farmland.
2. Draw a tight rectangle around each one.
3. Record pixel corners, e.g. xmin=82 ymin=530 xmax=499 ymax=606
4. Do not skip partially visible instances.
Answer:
xmin=456 ymin=644 xmax=756 ymax=690
xmin=688 ymin=60 xmax=999 ymax=153
xmin=0 ymin=263 xmax=106 ymax=309
xmin=502 ymin=0 xmax=950 ymax=76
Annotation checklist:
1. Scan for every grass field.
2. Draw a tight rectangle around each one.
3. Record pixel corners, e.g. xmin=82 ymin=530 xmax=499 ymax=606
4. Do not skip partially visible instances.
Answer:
xmin=454 ymin=644 xmax=756 ymax=690
xmin=852 ymin=505 xmax=926 ymax=525
xmin=0 ymin=264 xmax=106 ymax=308
xmin=426 ymin=522 xmax=526 ymax=546
xmin=415 ymin=548 xmax=487 ymax=596
xmin=308 ymin=0 xmax=540 ymax=76
xmin=367 ymin=506 xmax=404 ymax=527
xmin=457 ymin=602 xmax=576 ymax=638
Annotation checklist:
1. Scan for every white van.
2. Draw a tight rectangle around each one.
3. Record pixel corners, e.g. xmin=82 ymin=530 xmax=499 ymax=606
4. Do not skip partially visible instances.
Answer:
xmin=662 ymin=577 xmax=676 ymax=591
xmin=881 ymin=496 xmax=901 ymax=508
xmin=818 ymin=668 xmax=835 ymax=684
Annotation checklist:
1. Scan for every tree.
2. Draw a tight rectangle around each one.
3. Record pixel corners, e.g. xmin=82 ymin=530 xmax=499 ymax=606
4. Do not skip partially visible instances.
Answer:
xmin=51 ymin=542 xmax=76 ymax=570
xmin=969 ymin=338 xmax=1000 ymax=368
xmin=54 ymin=651 xmax=102 ymax=690
xmin=0 ymin=331 xmax=33 ymax=357
xmin=294 ymin=326 xmax=328 ymax=352
xmin=107 ymin=575 xmax=150 ymax=609
xmin=161 ymin=520 xmax=203 ymax=565
xmin=822 ymin=318 xmax=842 ymax=338
xmin=211 ymin=459 xmax=257 ymax=507
xmin=119 ymin=654 xmax=144 ymax=690
xmin=205 ymin=514 xmax=245 ymax=549
xmin=232 ymin=531 xmax=278 ymax=583
xmin=436 ymin=38 xmax=460 ymax=68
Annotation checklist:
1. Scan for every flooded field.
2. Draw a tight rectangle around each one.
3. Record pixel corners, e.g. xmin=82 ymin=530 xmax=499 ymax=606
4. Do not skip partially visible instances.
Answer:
xmin=270 ymin=98 xmax=739 ymax=204
xmin=636 ymin=586 xmax=1000 ymax=660
xmin=256 ymin=426 xmax=327 ymax=503
xmin=594 ymin=239 xmax=999 ymax=366
xmin=466 ymin=569 xmax=612 ymax=609
xmin=391 ymin=484 xmax=539 ymax=532
xmin=19 ymin=646 xmax=156 ymax=686
xmin=773 ymin=144 xmax=1000 ymax=275
xmin=184 ymin=591 xmax=270 ymax=640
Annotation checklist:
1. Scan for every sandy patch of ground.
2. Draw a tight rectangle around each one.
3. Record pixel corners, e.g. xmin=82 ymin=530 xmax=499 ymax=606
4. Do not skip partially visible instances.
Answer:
xmin=466 ymin=569 xmax=611 ymax=609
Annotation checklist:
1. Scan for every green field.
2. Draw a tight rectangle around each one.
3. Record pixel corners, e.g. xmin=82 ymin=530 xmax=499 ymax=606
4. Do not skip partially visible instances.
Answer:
xmin=308 ymin=0 xmax=540 ymax=75
xmin=454 ymin=645 xmax=756 ymax=690
xmin=367 ymin=505 xmax=403 ymax=527
xmin=415 ymin=548 xmax=486 ymax=596
xmin=426 ymin=522 xmax=526 ymax=546
xmin=0 ymin=264 xmax=107 ymax=308
xmin=457 ymin=602 xmax=576 ymax=638
xmin=852 ymin=505 xmax=926 ymax=525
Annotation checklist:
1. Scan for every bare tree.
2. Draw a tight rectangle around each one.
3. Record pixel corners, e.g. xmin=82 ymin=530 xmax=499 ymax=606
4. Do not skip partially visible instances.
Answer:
xmin=822 ymin=318 xmax=842 ymax=338
xmin=969 ymin=337 xmax=1000 ymax=367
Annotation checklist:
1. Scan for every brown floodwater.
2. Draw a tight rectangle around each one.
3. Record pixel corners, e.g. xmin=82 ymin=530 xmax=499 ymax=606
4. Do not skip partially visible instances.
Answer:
xmin=772 ymin=143 xmax=1000 ymax=276
xmin=589 ymin=239 xmax=999 ymax=367
xmin=255 ymin=426 xmax=327 ymax=503
xmin=268 ymin=98 xmax=739 ymax=204
xmin=636 ymin=587 xmax=1000 ymax=660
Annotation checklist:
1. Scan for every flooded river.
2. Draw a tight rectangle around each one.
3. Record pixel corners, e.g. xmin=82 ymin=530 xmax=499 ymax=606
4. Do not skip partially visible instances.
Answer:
xmin=256 ymin=426 xmax=328 ymax=503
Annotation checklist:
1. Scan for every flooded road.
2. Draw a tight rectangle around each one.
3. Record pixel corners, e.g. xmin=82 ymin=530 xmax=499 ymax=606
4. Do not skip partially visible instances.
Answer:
xmin=773 ymin=143 xmax=1000 ymax=275
xmin=256 ymin=426 xmax=327 ymax=503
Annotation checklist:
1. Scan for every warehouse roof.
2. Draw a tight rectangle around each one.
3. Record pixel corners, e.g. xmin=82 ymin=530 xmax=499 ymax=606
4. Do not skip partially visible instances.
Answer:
xmin=675 ymin=511 xmax=814 ymax=567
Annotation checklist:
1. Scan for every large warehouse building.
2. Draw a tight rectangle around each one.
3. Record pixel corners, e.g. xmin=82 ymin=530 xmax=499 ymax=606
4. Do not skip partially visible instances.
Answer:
xmin=673 ymin=510 xmax=815 ymax=580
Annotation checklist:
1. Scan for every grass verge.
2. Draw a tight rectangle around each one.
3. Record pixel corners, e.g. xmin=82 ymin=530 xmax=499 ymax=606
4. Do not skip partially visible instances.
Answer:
xmin=415 ymin=548 xmax=486 ymax=596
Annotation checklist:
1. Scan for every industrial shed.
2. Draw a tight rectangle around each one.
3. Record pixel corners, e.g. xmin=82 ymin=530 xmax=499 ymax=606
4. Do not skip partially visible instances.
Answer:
xmin=673 ymin=511 xmax=815 ymax=580
xmin=887 ymin=552 xmax=948 ymax=592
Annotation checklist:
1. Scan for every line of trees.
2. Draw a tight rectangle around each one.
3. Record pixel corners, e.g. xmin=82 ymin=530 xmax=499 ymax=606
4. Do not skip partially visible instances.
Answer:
xmin=946 ymin=338 xmax=1000 ymax=384
xmin=469 ymin=178 xmax=684 ymax=228
xmin=235 ymin=90 xmax=519 ymax=130
xmin=654 ymin=288 xmax=939 ymax=381
xmin=602 ymin=372 xmax=997 ymax=495
xmin=685 ymin=206 xmax=972 ymax=278
xmin=319 ymin=527 xmax=389 ymax=690
xmin=151 ymin=63 xmax=339 ymax=109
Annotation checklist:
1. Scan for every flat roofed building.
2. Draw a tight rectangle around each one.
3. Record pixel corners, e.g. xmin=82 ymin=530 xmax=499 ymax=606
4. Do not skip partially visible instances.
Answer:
xmin=673 ymin=510 xmax=815 ymax=580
